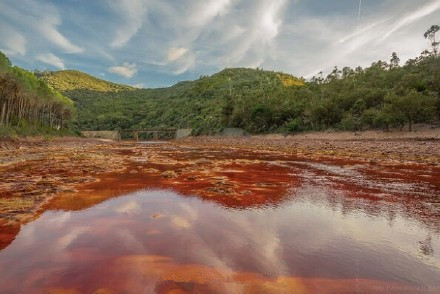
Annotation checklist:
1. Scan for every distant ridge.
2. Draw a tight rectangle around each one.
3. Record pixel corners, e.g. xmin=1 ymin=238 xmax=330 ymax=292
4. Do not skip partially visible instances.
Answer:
xmin=43 ymin=68 xmax=304 ymax=93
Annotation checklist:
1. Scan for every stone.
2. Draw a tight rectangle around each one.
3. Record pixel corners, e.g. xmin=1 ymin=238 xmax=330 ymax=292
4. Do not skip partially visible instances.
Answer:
xmin=161 ymin=170 xmax=178 ymax=179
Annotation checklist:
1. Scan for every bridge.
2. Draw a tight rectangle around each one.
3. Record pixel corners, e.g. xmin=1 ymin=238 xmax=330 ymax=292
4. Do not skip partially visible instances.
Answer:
xmin=121 ymin=128 xmax=177 ymax=141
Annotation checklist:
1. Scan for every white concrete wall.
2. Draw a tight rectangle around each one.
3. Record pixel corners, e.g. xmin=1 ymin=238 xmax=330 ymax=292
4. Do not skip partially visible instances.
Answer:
xmin=175 ymin=129 xmax=192 ymax=140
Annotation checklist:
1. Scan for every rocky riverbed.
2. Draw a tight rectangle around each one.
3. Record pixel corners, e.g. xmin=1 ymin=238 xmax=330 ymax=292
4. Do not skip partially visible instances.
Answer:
xmin=0 ymin=136 xmax=439 ymax=293
xmin=1 ymin=136 xmax=439 ymax=224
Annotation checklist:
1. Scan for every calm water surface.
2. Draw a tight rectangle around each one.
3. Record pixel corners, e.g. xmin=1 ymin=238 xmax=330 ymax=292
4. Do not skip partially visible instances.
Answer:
xmin=0 ymin=147 xmax=439 ymax=293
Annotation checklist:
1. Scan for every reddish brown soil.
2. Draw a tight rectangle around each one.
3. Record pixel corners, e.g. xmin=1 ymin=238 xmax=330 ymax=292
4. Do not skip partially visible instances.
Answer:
xmin=1 ymin=136 xmax=439 ymax=251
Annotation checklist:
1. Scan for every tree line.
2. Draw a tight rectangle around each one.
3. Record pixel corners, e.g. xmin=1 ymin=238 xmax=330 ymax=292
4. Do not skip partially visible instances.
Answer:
xmin=0 ymin=52 xmax=75 ymax=133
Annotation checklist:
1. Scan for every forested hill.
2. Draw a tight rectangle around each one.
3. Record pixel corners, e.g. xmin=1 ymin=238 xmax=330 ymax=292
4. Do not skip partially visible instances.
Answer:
xmin=39 ymin=70 xmax=133 ymax=92
xmin=42 ymin=52 xmax=440 ymax=135
xmin=42 ymin=68 xmax=306 ymax=134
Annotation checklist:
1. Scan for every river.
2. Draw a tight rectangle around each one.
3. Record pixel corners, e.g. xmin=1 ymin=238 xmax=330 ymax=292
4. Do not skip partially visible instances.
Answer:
xmin=0 ymin=143 xmax=439 ymax=293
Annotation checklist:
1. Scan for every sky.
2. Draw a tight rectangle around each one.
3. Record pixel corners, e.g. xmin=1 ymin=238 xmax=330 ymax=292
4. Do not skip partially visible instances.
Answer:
xmin=0 ymin=0 xmax=439 ymax=88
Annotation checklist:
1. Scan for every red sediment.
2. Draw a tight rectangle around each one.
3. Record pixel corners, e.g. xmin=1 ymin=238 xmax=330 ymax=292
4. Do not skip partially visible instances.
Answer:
xmin=0 ymin=220 xmax=20 ymax=251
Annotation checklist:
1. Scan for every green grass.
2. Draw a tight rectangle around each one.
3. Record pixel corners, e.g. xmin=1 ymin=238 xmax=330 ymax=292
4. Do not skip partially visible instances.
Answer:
xmin=0 ymin=125 xmax=78 ymax=140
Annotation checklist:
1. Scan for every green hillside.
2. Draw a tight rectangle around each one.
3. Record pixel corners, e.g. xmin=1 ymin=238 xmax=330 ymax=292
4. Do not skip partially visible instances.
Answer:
xmin=44 ymin=68 xmax=306 ymax=134
xmin=39 ymin=70 xmax=134 ymax=92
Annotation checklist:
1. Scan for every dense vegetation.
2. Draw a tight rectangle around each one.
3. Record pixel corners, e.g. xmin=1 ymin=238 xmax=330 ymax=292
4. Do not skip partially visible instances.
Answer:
xmin=0 ymin=52 xmax=75 ymax=138
xmin=301 ymin=52 xmax=439 ymax=132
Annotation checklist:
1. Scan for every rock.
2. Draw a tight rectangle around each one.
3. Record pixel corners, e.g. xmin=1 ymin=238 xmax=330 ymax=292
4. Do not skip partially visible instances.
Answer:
xmin=141 ymin=168 xmax=159 ymax=173
xmin=161 ymin=170 xmax=178 ymax=179
xmin=206 ymin=186 xmax=234 ymax=194
xmin=195 ymin=158 xmax=212 ymax=165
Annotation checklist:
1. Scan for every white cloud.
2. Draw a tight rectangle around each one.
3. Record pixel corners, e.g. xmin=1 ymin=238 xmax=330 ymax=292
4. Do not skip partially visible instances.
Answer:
xmin=337 ymin=20 xmax=386 ymax=44
xmin=379 ymin=0 xmax=440 ymax=42
xmin=259 ymin=0 xmax=285 ymax=42
xmin=167 ymin=47 xmax=188 ymax=62
xmin=141 ymin=0 xmax=287 ymax=74
xmin=109 ymin=0 xmax=148 ymax=48
xmin=218 ymin=0 xmax=288 ymax=68
xmin=173 ymin=57 xmax=196 ymax=75
xmin=36 ymin=53 xmax=65 ymax=69
xmin=165 ymin=47 xmax=195 ymax=74
xmin=37 ymin=15 xmax=83 ymax=54
xmin=109 ymin=62 xmax=138 ymax=78
xmin=189 ymin=0 xmax=231 ymax=26
xmin=0 ymin=0 xmax=83 ymax=54
xmin=0 ymin=25 xmax=26 ymax=56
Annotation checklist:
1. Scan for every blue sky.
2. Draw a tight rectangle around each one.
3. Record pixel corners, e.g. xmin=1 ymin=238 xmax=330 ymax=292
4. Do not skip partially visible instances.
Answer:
xmin=1 ymin=0 xmax=439 ymax=88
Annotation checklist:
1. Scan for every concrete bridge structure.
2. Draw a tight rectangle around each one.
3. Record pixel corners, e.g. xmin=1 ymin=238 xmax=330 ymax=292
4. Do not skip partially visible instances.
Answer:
xmin=121 ymin=128 xmax=177 ymax=141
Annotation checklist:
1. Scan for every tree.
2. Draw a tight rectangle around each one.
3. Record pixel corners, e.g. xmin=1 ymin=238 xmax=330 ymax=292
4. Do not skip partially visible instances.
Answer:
xmin=221 ymin=93 xmax=234 ymax=126
xmin=424 ymin=25 xmax=439 ymax=55
xmin=390 ymin=52 xmax=400 ymax=69
xmin=351 ymin=98 xmax=367 ymax=130
xmin=385 ymin=90 xmax=436 ymax=131
xmin=0 ymin=52 xmax=11 ymax=73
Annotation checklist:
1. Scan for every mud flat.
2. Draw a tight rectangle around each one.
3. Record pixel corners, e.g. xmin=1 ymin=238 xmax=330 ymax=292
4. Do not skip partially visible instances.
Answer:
xmin=0 ymin=136 xmax=439 ymax=293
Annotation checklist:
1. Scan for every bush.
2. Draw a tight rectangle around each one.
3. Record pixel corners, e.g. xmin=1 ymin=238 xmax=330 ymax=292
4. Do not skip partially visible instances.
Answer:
xmin=338 ymin=115 xmax=356 ymax=131
xmin=0 ymin=127 xmax=17 ymax=139
xmin=282 ymin=117 xmax=304 ymax=133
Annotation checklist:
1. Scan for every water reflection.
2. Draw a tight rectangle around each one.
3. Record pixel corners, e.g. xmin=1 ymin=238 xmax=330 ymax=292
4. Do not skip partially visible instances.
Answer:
xmin=0 ymin=188 xmax=438 ymax=293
